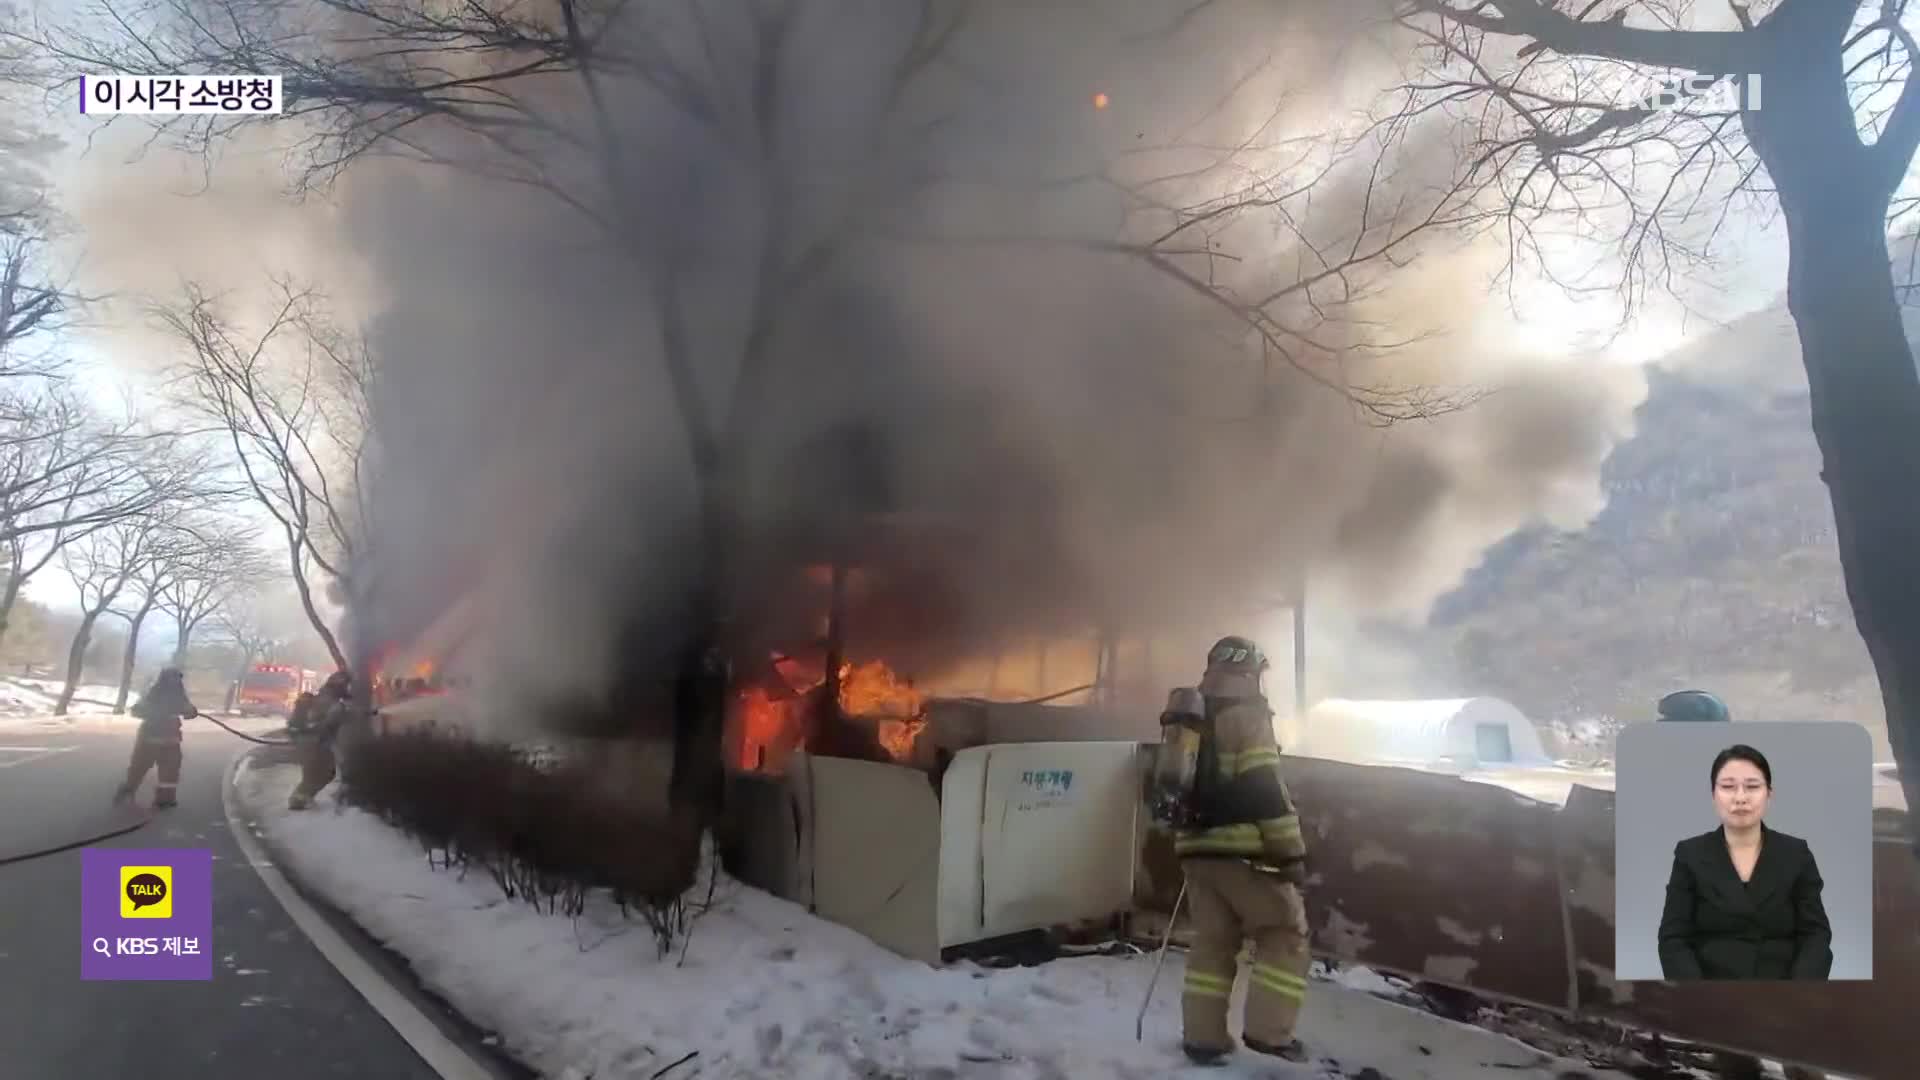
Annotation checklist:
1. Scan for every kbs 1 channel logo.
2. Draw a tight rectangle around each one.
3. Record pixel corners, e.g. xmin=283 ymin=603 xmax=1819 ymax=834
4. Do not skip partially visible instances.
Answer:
xmin=79 ymin=75 xmax=283 ymax=116
xmin=81 ymin=848 xmax=213 ymax=981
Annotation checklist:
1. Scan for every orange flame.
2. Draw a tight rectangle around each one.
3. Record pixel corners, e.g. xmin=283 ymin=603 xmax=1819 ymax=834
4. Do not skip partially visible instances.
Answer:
xmin=838 ymin=660 xmax=923 ymax=718
xmin=737 ymin=686 xmax=797 ymax=771
xmin=735 ymin=658 xmax=928 ymax=771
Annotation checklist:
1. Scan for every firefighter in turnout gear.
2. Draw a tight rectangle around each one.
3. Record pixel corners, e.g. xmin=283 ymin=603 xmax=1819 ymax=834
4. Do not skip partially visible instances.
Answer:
xmin=287 ymin=671 xmax=354 ymax=810
xmin=114 ymin=668 xmax=200 ymax=809
xmin=1171 ymin=636 xmax=1312 ymax=1067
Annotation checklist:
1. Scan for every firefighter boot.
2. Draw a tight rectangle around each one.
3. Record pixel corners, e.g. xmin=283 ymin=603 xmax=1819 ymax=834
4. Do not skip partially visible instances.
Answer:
xmin=1181 ymin=1043 xmax=1230 ymax=1067
xmin=1244 ymin=1036 xmax=1308 ymax=1063
xmin=150 ymin=741 xmax=183 ymax=808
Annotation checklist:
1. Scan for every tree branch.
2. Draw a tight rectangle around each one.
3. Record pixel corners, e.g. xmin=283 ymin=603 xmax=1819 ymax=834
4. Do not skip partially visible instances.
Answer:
xmin=1403 ymin=0 xmax=1757 ymax=72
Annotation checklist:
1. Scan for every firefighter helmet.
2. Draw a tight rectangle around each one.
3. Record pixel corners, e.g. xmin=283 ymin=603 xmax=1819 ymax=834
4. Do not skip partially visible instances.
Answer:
xmin=1205 ymin=635 xmax=1268 ymax=673
xmin=1658 ymin=689 xmax=1729 ymax=723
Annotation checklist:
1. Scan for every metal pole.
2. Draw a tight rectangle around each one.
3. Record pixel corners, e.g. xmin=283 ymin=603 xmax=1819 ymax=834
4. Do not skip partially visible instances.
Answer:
xmin=1136 ymin=879 xmax=1189 ymax=1041
xmin=1293 ymin=576 xmax=1307 ymax=718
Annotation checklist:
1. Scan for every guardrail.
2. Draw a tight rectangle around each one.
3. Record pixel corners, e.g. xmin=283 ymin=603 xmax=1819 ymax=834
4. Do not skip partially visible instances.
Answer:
xmin=1137 ymin=756 xmax=1914 ymax=1079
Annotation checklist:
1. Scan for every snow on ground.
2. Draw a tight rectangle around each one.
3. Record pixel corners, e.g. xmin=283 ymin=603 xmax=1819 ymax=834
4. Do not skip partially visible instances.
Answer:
xmin=234 ymin=758 xmax=1623 ymax=1080
xmin=0 ymin=678 xmax=272 ymax=734
xmin=0 ymin=677 xmax=132 ymax=730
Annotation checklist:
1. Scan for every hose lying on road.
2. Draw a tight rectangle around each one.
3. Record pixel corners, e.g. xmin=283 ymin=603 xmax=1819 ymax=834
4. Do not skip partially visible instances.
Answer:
xmin=0 ymin=812 xmax=156 ymax=867
xmin=0 ymin=713 xmax=295 ymax=867
xmin=195 ymin=711 xmax=294 ymax=746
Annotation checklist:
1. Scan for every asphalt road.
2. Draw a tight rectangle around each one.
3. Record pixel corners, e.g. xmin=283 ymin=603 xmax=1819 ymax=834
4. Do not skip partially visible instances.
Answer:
xmin=0 ymin=721 xmax=448 ymax=1080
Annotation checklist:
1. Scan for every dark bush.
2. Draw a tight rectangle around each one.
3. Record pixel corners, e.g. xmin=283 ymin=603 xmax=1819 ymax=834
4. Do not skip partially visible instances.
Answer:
xmin=337 ymin=725 xmax=703 ymax=954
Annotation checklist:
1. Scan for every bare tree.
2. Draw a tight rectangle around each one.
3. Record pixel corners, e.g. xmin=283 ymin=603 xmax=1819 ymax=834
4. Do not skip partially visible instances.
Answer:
xmin=0 ymin=385 xmax=208 ymax=542
xmin=107 ymin=522 xmax=199 ymax=713
xmin=54 ymin=517 xmax=161 ymax=715
xmin=0 ymin=229 xmax=65 ymax=378
xmin=160 ymin=520 xmax=274 ymax=667
xmin=0 ymin=386 xmax=211 ymax=649
xmin=211 ymin=589 xmax=302 ymax=711
xmin=1380 ymin=0 xmax=1920 ymax=847
xmin=0 ymin=30 xmax=72 ymax=382
xmin=154 ymin=282 xmax=367 ymax=669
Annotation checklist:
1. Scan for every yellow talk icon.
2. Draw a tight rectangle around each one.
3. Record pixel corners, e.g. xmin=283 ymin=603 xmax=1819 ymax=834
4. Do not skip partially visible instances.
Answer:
xmin=120 ymin=865 xmax=173 ymax=919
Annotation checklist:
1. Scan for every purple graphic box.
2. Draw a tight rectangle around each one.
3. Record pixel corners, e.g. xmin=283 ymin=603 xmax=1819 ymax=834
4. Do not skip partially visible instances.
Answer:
xmin=80 ymin=848 xmax=214 ymax=980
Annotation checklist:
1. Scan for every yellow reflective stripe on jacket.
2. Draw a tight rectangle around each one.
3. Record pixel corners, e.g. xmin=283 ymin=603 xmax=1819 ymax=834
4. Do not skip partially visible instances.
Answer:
xmin=1258 ymin=814 xmax=1306 ymax=858
xmin=1248 ymin=962 xmax=1307 ymax=1002
xmin=1174 ymin=822 xmax=1264 ymax=856
xmin=1224 ymin=746 xmax=1281 ymax=775
xmin=1175 ymin=815 xmax=1306 ymax=861
xmin=1183 ymin=969 xmax=1234 ymax=998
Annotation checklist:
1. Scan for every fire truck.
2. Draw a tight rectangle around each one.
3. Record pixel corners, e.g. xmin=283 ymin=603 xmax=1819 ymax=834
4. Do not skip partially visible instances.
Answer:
xmin=234 ymin=663 xmax=320 ymax=716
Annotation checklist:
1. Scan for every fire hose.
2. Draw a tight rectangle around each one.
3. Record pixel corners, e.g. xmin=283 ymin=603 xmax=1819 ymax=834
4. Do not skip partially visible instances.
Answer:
xmin=0 ymin=713 xmax=301 ymax=868
xmin=1135 ymin=879 xmax=1188 ymax=1041
xmin=0 ymin=812 xmax=157 ymax=867
xmin=194 ymin=711 xmax=296 ymax=746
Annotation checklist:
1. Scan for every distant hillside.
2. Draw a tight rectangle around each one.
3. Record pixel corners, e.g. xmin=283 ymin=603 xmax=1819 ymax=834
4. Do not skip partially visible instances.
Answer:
xmin=1426 ymin=307 xmax=1892 ymax=757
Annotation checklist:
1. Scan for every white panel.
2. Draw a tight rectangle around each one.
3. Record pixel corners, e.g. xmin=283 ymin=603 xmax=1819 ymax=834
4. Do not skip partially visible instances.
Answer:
xmin=973 ymin=741 xmax=1139 ymax=943
xmin=802 ymin=754 xmax=943 ymax=964
xmin=936 ymin=746 xmax=991 ymax=949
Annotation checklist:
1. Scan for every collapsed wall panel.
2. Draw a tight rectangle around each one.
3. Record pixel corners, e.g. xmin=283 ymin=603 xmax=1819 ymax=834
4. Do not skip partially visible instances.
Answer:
xmin=805 ymin=755 xmax=944 ymax=964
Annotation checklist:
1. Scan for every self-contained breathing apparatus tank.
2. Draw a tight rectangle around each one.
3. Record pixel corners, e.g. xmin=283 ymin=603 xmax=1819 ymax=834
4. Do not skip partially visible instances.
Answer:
xmin=1145 ymin=686 xmax=1210 ymax=828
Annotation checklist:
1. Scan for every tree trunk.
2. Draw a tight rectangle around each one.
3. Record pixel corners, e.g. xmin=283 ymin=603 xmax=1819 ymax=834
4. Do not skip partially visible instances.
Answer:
xmin=286 ymin=536 xmax=347 ymax=669
xmin=113 ymin=600 xmax=156 ymax=714
xmin=1772 ymin=159 xmax=1920 ymax=858
xmin=224 ymin=647 xmax=258 ymax=714
xmin=54 ymin=609 xmax=102 ymax=716
xmin=668 ymin=479 xmax=732 ymax=829
xmin=0 ymin=568 xmax=24 ymax=653
xmin=172 ymin=615 xmax=201 ymax=669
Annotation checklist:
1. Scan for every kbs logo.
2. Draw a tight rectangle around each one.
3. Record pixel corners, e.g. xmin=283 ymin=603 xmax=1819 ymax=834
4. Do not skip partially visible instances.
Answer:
xmin=1642 ymin=74 xmax=1763 ymax=113
xmin=120 ymin=865 xmax=173 ymax=919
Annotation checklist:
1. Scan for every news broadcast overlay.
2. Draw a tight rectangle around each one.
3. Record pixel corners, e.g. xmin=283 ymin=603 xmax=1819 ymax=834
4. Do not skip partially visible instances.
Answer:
xmin=81 ymin=848 xmax=213 ymax=981
xmin=1613 ymin=722 xmax=1873 ymax=981
xmin=80 ymin=75 xmax=282 ymax=115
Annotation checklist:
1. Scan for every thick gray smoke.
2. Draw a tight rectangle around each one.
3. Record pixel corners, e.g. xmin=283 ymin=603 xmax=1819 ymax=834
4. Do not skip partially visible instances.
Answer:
xmin=298 ymin=0 xmax=1645 ymax=724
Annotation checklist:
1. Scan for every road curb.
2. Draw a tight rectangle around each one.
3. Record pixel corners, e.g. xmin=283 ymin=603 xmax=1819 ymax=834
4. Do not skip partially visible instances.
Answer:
xmin=221 ymin=747 xmax=528 ymax=1080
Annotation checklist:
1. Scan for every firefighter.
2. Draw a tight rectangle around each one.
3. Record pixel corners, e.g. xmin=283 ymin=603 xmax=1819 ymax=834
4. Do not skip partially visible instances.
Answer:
xmin=1172 ymin=635 xmax=1312 ymax=1067
xmin=113 ymin=668 xmax=200 ymax=809
xmin=286 ymin=671 xmax=353 ymax=810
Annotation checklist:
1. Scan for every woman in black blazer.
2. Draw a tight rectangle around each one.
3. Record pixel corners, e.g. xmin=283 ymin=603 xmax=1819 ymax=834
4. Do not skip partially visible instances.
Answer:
xmin=1656 ymin=743 xmax=1833 ymax=980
